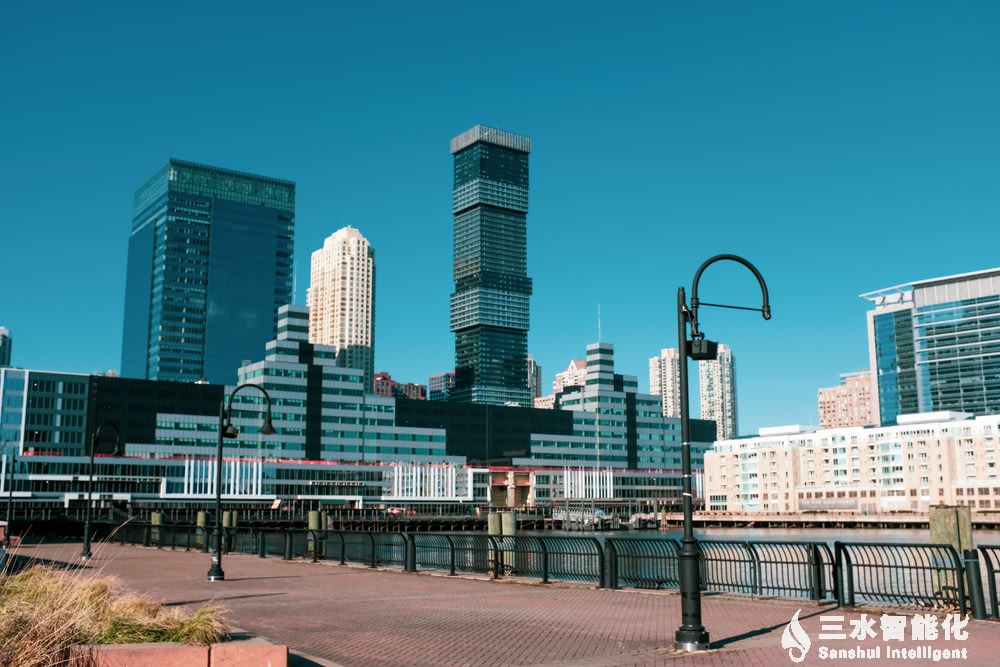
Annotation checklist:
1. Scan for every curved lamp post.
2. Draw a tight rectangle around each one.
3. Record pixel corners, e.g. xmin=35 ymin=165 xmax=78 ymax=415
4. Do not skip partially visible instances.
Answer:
xmin=207 ymin=383 xmax=275 ymax=582
xmin=674 ymin=254 xmax=770 ymax=652
xmin=82 ymin=422 xmax=122 ymax=560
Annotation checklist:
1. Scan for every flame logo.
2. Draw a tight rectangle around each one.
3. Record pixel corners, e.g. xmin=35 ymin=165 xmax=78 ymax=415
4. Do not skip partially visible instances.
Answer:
xmin=781 ymin=609 xmax=811 ymax=664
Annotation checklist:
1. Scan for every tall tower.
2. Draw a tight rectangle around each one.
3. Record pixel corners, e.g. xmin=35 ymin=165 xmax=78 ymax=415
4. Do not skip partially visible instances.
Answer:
xmin=649 ymin=347 xmax=681 ymax=418
xmin=699 ymin=343 xmax=738 ymax=439
xmin=307 ymin=226 xmax=376 ymax=390
xmin=449 ymin=125 xmax=532 ymax=406
xmin=0 ymin=327 xmax=11 ymax=368
xmin=121 ymin=159 xmax=295 ymax=384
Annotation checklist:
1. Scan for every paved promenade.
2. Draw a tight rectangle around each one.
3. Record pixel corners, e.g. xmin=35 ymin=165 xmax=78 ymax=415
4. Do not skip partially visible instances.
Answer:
xmin=13 ymin=541 xmax=1000 ymax=666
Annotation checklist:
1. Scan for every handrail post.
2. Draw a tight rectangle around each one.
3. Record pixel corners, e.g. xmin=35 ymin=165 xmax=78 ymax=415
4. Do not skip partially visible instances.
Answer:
xmin=606 ymin=539 xmax=619 ymax=589
xmin=446 ymin=535 xmax=456 ymax=575
xmin=746 ymin=543 xmax=760 ymax=597
xmin=283 ymin=530 xmax=293 ymax=560
xmin=951 ymin=546 xmax=968 ymax=617
xmin=809 ymin=543 xmax=823 ymax=601
xmin=980 ymin=547 xmax=999 ymax=619
xmin=490 ymin=536 xmax=501 ymax=579
xmin=405 ymin=534 xmax=417 ymax=573
xmin=258 ymin=529 xmax=267 ymax=558
xmin=964 ymin=549 xmax=988 ymax=620
xmin=539 ymin=538 xmax=549 ymax=584
xmin=339 ymin=532 xmax=346 ymax=565
xmin=310 ymin=530 xmax=319 ymax=563
xmin=142 ymin=524 xmax=151 ymax=548
xmin=594 ymin=538 xmax=606 ymax=589
xmin=369 ymin=532 xmax=377 ymax=568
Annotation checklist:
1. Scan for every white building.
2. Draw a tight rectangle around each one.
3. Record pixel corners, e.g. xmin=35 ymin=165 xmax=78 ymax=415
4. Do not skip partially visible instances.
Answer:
xmin=699 ymin=343 xmax=738 ymax=439
xmin=649 ymin=347 xmax=681 ymax=418
xmin=552 ymin=359 xmax=586 ymax=394
xmin=307 ymin=226 xmax=376 ymax=389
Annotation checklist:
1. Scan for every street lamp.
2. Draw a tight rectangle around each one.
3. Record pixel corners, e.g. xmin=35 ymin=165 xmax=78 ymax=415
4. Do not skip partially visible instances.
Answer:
xmin=208 ymin=383 xmax=275 ymax=582
xmin=82 ymin=422 xmax=122 ymax=560
xmin=674 ymin=254 xmax=770 ymax=652
xmin=3 ymin=442 xmax=14 ymax=549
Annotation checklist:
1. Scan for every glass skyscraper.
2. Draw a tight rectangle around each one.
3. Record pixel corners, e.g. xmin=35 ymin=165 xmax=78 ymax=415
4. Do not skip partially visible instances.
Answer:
xmin=863 ymin=268 xmax=1000 ymax=424
xmin=449 ymin=125 xmax=532 ymax=407
xmin=121 ymin=159 xmax=295 ymax=384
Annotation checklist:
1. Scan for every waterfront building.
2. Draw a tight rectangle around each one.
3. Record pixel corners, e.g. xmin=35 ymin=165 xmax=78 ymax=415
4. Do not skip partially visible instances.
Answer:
xmin=307 ymin=226 xmax=376 ymax=390
xmin=0 ymin=368 xmax=91 ymax=455
xmin=699 ymin=343 xmax=738 ymax=439
xmin=817 ymin=370 xmax=876 ymax=429
xmin=862 ymin=267 xmax=1000 ymax=425
xmin=527 ymin=355 xmax=542 ymax=399
xmin=649 ymin=347 xmax=681 ymax=418
xmin=121 ymin=159 xmax=295 ymax=384
xmin=508 ymin=343 xmax=716 ymax=472
xmin=449 ymin=125 xmax=532 ymax=407
xmin=0 ymin=327 xmax=11 ymax=367
xmin=143 ymin=305 xmax=451 ymax=464
xmin=704 ymin=411 xmax=1000 ymax=515
xmin=428 ymin=370 xmax=455 ymax=402
xmin=373 ymin=372 xmax=426 ymax=400
xmin=552 ymin=359 xmax=586 ymax=394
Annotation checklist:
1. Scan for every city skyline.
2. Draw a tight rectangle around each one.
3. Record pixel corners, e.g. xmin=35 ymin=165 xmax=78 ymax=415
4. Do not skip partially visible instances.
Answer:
xmin=5 ymin=3 xmax=1000 ymax=431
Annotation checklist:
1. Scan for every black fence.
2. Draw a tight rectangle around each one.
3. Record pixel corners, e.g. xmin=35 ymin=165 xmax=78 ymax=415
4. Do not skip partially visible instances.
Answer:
xmin=107 ymin=525 xmax=1000 ymax=618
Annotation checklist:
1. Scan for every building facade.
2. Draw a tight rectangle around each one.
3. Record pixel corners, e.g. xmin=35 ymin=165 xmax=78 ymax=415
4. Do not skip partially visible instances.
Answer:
xmin=699 ymin=343 xmax=738 ymax=439
xmin=553 ymin=359 xmax=586 ymax=394
xmin=121 ymin=159 xmax=295 ymax=385
xmin=863 ymin=267 xmax=1000 ymax=426
xmin=649 ymin=347 xmax=681 ymax=418
xmin=817 ymin=370 xmax=876 ymax=429
xmin=704 ymin=412 xmax=1000 ymax=515
xmin=307 ymin=226 xmax=376 ymax=390
xmin=373 ymin=372 xmax=426 ymax=400
xmin=527 ymin=355 xmax=542 ymax=399
xmin=449 ymin=125 xmax=532 ymax=407
xmin=0 ymin=368 xmax=90 ymax=456
xmin=428 ymin=371 xmax=455 ymax=402
xmin=0 ymin=327 xmax=11 ymax=368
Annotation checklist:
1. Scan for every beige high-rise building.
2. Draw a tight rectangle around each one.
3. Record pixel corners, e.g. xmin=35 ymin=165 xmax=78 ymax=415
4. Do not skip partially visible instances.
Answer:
xmin=699 ymin=343 xmax=738 ymax=439
xmin=553 ymin=359 xmax=586 ymax=394
xmin=649 ymin=347 xmax=681 ymax=418
xmin=307 ymin=226 xmax=375 ymax=389
xmin=818 ymin=370 xmax=876 ymax=429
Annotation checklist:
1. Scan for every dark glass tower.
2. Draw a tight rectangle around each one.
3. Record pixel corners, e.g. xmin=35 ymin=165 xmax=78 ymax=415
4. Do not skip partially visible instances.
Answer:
xmin=449 ymin=125 xmax=532 ymax=406
xmin=121 ymin=159 xmax=295 ymax=384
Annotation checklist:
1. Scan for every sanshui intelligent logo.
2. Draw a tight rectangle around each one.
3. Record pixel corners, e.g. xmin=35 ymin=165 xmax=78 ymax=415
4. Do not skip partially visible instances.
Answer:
xmin=781 ymin=609 xmax=811 ymax=663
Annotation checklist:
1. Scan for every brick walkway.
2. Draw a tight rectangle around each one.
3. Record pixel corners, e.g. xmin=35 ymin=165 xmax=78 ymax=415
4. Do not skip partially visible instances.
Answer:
xmin=13 ymin=541 xmax=1000 ymax=666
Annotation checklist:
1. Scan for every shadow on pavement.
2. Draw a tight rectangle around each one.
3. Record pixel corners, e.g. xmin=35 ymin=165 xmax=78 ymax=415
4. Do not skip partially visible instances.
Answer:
xmin=163 ymin=591 xmax=288 ymax=606
xmin=711 ymin=605 xmax=835 ymax=649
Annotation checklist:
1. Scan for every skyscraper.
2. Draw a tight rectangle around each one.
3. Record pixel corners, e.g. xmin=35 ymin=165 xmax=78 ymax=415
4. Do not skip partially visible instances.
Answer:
xmin=307 ymin=226 xmax=376 ymax=389
xmin=862 ymin=267 xmax=1000 ymax=425
xmin=121 ymin=159 xmax=295 ymax=384
xmin=428 ymin=370 xmax=455 ymax=402
xmin=553 ymin=359 xmax=587 ymax=394
xmin=817 ymin=370 xmax=876 ymax=429
xmin=649 ymin=347 xmax=681 ymax=418
xmin=0 ymin=327 xmax=11 ymax=368
xmin=449 ymin=125 xmax=532 ymax=407
xmin=527 ymin=355 xmax=542 ymax=399
xmin=699 ymin=343 xmax=738 ymax=439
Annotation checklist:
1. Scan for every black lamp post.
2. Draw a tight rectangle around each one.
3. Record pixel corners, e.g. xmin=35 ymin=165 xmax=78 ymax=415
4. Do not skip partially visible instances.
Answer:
xmin=207 ymin=383 xmax=275 ymax=582
xmin=82 ymin=422 xmax=122 ymax=560
xmin=674 ymin=254 xmax=770 ymax=652
xmin=3 ymin=442 xmax=14 ymax=548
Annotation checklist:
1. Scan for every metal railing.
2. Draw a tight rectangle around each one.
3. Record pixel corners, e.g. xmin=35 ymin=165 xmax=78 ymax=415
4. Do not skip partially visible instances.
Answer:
xmin=835 ymin=542 xmax=967 ymax=615
xmin=106 ymin=526 xmax=1000 ymax=616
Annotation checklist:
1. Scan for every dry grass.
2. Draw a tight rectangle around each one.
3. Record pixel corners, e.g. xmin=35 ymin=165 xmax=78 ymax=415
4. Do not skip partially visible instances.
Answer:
xmin=0 ymin=564 xmax=227 ymax=666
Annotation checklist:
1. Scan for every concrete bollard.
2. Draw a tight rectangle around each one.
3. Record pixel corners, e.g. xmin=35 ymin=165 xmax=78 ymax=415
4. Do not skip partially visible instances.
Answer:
xmin=196 ymin=511 xmax=206 ymax=548
xmin=308 ymin=511 xmax=321 ymax=558
xmin=501 ymin=512 xmax=517 ymax=536
xmin=487 ymin=512 xmax=501 ymax=536
xmin=150 ymin=512 xmax=162 ymax=548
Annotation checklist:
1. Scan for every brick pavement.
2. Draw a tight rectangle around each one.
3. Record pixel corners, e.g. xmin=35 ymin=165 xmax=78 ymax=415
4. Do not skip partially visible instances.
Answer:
xmin=12 ymin=541 xmax=1000 ymax=667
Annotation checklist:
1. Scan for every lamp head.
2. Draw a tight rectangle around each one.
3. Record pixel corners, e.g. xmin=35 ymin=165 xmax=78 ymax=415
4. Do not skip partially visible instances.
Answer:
xmin=223 ymin=421 xmax=239 ymax=439
xmin=259 ymin=413 xmax=276 ymax=436
xmin=688 ymin=338 xmax=719 ymax=361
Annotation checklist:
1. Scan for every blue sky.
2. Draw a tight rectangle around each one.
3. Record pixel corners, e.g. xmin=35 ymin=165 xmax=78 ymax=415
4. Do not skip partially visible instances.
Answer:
xmin=2 ymin=2 xmax=999 ymax=432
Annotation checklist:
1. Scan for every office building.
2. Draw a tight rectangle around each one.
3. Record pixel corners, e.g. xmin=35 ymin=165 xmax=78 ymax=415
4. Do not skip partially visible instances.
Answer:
xmin=428 ymin=370 xmax=455 ymax=402
xmin=863 ymin=267 xmax=1000 ymax=425
xmin=704 ymin=412 xmax=1000 ymax=515
xmin=307 ymin=226 xmax=376 ymax=390
xmin=121 ymin=159 xmax=295 ymax=384
xmin=449 ymin=125 xmax=532 ymax=407
xmin=0 ymin=327 xmax=11 ymax=367
xmin=699 ymin=343 xmax=738 ymax=439
xmin=553 ymin=359 xmax=586 ymax=394
xmin=817 ymin=370 xmax=876 ymax=429
xmin=0 ymin=368 xmax=90 ymax=455
xmin=649 ymin=347 xmax=681 ymax=418
xmin=527 ymin=355 xmax=542 ymax=399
